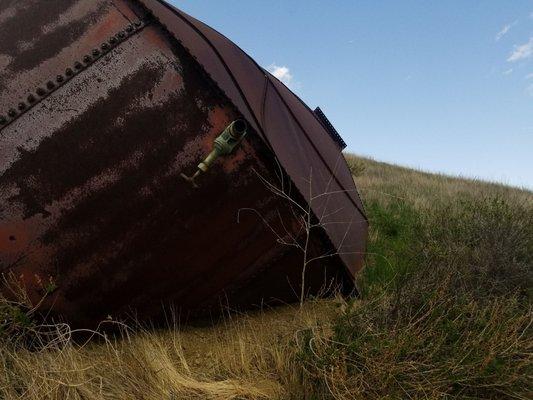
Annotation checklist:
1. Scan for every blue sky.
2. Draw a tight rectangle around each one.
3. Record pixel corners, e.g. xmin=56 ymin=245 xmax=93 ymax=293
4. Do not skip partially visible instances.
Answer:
xmin=171 ymin=1 xmax=533 ymax=189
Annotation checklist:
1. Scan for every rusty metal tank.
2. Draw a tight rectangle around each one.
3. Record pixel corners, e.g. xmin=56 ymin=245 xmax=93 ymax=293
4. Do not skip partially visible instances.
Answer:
xmin=0 ymin=0 xmax=368 ymax=327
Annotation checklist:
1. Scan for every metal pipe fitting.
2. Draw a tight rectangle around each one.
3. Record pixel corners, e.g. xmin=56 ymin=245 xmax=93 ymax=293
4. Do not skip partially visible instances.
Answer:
xmin=181 ymin=119 xmax=248 ymax=187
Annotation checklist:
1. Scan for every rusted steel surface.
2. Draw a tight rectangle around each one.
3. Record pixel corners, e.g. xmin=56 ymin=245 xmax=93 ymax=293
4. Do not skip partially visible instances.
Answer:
xmin=137 ymin=0 xmax=368 ymax=278
xmin=0 ymin=0 xmax=367 ymax=327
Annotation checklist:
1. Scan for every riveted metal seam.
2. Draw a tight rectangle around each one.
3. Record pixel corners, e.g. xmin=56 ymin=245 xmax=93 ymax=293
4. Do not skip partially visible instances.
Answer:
xmin=0 ymin=19 xmax=151 ymax=134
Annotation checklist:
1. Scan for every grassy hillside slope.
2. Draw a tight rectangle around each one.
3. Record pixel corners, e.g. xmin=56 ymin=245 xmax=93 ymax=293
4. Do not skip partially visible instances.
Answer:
xmin=1 ymin=155 xmax=532 ymax=399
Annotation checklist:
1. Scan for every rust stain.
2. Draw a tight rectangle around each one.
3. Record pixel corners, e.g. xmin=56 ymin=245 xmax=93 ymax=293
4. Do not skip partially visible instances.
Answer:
xmin=0 ymin=220 xmax=33 ymax=254
xmin=0 ymin=0 xmax=361 ymax=328
xmin=82 ymin=7 xmax=129 ymax=45
xmin=0 ymin=0 xmax=131 ymax=112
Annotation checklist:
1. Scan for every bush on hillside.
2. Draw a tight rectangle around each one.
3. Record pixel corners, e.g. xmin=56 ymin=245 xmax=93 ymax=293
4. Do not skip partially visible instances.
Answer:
xmin=297 ymin=195 xmax=533 ymax=399
xmin=345 ymin=156 xmax=367 ymax=177
xmin=0 ymin=274 xmax=62 ymax=349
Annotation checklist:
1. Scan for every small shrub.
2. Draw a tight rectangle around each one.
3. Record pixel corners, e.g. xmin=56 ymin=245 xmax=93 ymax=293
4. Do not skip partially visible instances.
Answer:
xmin=420 ymin=196 xmax=532 ymax=299
xmin=345 ymin=156 xmax=366 ymax=177
xmin=299 ymin=291 xmax=532 ymax=399
xmin=0 ymin=276 xmax=37 ymax=345
xmin=0 ymin=274 xmax=62 ymax=349
xmin=297 ymin=193 xmax=533 ymax=399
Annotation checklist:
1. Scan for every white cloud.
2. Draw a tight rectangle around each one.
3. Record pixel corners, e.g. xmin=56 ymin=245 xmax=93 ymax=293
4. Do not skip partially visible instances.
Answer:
xmin=507 ymin=37 xmax=533 ymax=62
xmin=495 ymin=21 xmax=516 ymax=41
xmin=503 ymin=68 xmax=514 ymax=75
xmin=267 ymin=64 xmax=293 ymax=87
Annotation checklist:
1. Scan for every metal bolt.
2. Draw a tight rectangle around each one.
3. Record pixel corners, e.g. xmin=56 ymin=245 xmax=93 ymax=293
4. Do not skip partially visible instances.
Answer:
xmin=126 ymin=25 xmax=133 ymax=32
xmin=47 ymin=81 xmax=55 ymax=90
xmin=0 ymin=116 xmax=6 ymax=124
xmin=83 ymin=55 xmax=91 ymax=63
xmin=134 ymin=21 xmax=141 ymax=27
xmin=18 ymin=102 xmax=26 ymax=111
xmin=74 ymin=61 xmax=83 ymax=70
xmin=36 ymin=87 xmax=46 ymax=96
xmin=27 ymin=94 xmax=36 ymax=103
xmin=109 ymin=37 xmax=117 ymax=45
xmin=8 ymin=109 xmax=17 ymax=117
xmin=92 ymin=49 xmax=100 ymax=57
xmin=101 ymin=43 xmax=109 ymax=51
xmin=118 ymin=31 xmax=125 ymax=39
xmin=56 ymin=75 xmax=64 ymax=83
xmin=65 ymin=68 xmax=74 ymax=76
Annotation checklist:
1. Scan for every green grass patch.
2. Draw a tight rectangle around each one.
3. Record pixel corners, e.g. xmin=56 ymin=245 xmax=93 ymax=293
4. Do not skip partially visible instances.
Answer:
xmin=297 ymin=161 xmax=533 ymax=399
xmin=359 ymin=198 xmax=422 ymax=297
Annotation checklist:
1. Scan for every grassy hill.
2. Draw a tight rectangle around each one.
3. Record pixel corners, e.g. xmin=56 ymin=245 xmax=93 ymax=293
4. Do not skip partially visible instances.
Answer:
xmin=1 ymin=155 xmax=532 ymax=399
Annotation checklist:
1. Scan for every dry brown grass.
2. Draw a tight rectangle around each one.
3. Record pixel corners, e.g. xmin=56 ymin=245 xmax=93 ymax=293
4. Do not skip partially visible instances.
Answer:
xmin=1 ymin=300 xmax=340 ymax=399
xmin=1 ymin=155 xmax=531 ymax=399
xmin=353 ymin=155 xmax=532 ymax=210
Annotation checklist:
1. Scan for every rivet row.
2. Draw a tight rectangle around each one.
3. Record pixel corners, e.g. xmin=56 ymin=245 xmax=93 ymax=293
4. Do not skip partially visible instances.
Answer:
xmin=0 ymin=20 xmax=147 ymax=129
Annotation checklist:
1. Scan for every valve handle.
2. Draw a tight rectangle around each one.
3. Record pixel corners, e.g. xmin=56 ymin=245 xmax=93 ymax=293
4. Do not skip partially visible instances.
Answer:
xmin=181 ymin=119 xmax=248 ymax=188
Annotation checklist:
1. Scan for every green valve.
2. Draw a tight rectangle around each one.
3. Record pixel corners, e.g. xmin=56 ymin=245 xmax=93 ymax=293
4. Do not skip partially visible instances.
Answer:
xmin=181 ymin=119 xmax=248 ymax=188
